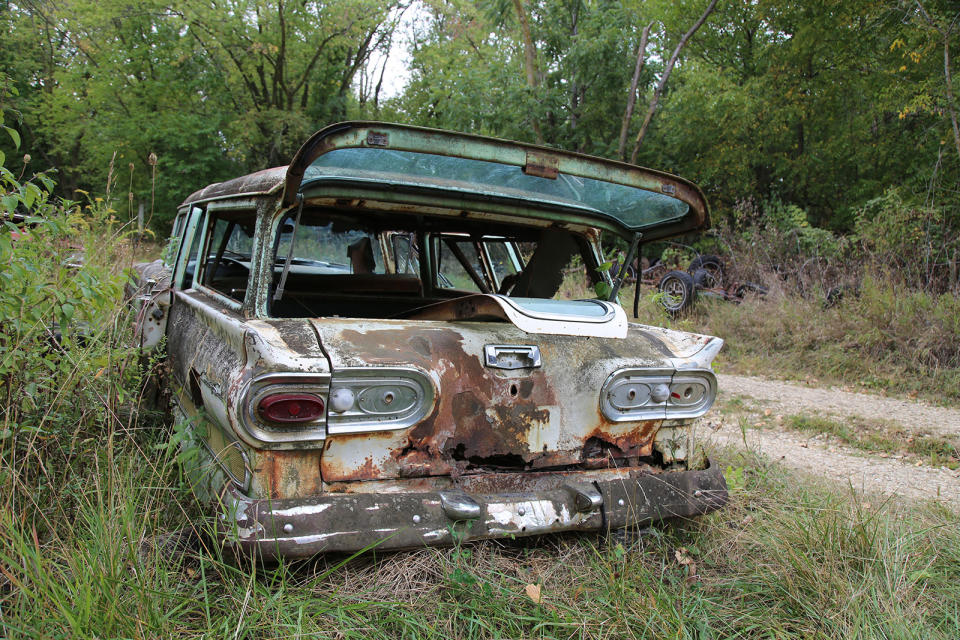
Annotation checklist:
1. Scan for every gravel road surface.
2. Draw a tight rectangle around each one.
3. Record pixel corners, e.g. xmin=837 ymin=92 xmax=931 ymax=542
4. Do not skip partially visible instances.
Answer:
xmin=704 ymin=374 xmax=960 ymax=508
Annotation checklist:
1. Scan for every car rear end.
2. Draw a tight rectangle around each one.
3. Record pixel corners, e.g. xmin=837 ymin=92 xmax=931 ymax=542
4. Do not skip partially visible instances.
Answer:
xmin=168 ymin=122 xmax=727 ymax=558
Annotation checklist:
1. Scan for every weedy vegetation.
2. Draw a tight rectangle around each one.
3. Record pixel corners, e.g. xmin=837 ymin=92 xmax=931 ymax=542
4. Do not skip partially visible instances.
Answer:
xmin=786 ymin=414 xmax=960 ymax=470
xmin=2 ymin=169 xmax=960 ymax=638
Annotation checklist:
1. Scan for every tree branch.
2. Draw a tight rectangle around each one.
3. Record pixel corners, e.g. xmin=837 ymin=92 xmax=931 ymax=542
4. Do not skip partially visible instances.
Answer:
xmin=631 ymin=0 xmax=718 ymax=163
xmin=617 ymin=21 xmax=653 ymax=161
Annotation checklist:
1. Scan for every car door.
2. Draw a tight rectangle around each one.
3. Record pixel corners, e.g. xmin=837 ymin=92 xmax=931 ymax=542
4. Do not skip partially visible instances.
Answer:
xmin=165 ymin=203 xmax=259 ymax=497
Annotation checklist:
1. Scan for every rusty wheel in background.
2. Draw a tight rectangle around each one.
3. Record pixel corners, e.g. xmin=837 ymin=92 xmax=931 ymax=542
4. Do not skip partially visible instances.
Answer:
xmin=687 ymin=254 xmax=725 ymax=288
xmin=658 ymin=270 xmax=696 ymax=314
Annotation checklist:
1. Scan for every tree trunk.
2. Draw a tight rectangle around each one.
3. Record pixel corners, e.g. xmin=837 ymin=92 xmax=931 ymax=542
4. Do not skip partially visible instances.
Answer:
xmin=630 ymin=0 xmax=718 ymax=163
xmin=943 ymin=37 xmax=960 ymax=165
xmin=617 ymin=22 xmax=653 ymax=161
xmin=915 ymin=1 xmax=960 ymax=164
xmin=512 ymin=0 xmax=544 ymax=144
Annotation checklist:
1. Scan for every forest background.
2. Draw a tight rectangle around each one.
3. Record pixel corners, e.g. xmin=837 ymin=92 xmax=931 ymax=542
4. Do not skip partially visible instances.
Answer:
xmin=2 ymin=3 xmax=960 ymax=636
xmin=2 ymin=0 xmax=959 ymax=246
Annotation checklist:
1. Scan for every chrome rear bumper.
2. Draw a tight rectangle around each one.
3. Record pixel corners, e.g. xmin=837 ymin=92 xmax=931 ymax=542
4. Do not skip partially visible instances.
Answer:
xmin=217 ymin=461 xmax=727 ymax=559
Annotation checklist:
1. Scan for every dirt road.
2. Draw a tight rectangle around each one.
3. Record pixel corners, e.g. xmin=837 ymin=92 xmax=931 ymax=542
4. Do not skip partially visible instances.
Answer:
xmin=704 ymin=374 xmax=960 ymax=507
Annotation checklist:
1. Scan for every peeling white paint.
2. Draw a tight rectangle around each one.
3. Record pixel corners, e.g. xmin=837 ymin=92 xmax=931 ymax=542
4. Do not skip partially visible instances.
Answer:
xmin=288 ymin=530 xmax=360 ymax=545
xmin=270 ymin=503 xmax=333 ymax=517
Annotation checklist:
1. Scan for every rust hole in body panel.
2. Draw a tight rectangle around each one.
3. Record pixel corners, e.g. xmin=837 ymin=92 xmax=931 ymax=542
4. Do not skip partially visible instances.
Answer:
xmin=319 ymin=325 xmax=667 ymax=482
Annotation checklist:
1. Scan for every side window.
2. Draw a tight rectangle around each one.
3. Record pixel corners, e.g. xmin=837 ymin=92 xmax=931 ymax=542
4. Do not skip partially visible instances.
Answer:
xmin=391 ymin=233 xmax=419 ymax=275
xmin=200 ymin=211 xmax=255 ymax=302
xmin=482 ymin=240 xmax=522 ymax=291
xmin=163 ymin=212 xmax=187 ymax=268
xmin=174 ymin=207 xmax=205 ymax=290
xmin=274 ymin=219 xmax=384 ymax=275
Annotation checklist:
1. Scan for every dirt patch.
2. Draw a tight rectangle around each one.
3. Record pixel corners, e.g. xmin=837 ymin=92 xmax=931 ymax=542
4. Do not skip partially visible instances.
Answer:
xmin=704 ymin=374 xmax=960 ymax=508
xmin=718 ymin=374 xmax=960 ymax=438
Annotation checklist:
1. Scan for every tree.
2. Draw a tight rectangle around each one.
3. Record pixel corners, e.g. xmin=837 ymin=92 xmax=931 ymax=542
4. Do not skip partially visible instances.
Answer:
xmin=2 ymin=0 xmax=399 ymax=228
xmin=906 ymin=0 xmax=960 ymax=164
xmin=629 ymin=0 xmax=718 ymax=162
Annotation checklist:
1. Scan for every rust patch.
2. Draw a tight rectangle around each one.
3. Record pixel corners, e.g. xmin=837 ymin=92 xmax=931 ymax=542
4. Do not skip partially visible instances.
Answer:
xmin=320 ymin=430 xmax=399 ymax=482
xmin=322 ymin=326 xmax=566 ymax=477
xmin=583 ymin=420 xmax=659 ymax=460
xmin=393 ymin=447 xmax=453 ymax=478
xmin=253 ymin=449 xmax=323 ymax=499
xmin=319 ymin=324 xmax=665 ymax=482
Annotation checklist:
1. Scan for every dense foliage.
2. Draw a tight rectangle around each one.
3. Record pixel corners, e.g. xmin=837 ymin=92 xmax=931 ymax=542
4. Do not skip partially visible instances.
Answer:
xmin=2 ymin=0 xmax=958 ymax=244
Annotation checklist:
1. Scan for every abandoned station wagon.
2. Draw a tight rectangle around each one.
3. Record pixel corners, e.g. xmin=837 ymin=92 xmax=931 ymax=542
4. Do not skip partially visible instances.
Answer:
xmin=134 ymin=122 xmax=727 ymax=558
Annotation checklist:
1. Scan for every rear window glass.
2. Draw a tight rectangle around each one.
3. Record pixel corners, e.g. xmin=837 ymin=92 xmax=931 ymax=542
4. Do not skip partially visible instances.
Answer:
xmin=302 ymin=148 xmax=689 ymax=230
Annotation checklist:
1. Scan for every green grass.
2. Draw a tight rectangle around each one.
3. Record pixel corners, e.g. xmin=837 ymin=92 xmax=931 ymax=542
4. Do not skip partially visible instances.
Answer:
xmin=1 ymin=441 xmax=958 ymax=638
xmin=786 ymin=414 xmax=960 ymax=469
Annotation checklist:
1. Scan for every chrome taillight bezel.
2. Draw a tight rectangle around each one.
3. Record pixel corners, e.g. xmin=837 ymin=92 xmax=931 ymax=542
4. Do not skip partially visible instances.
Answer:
xmin=600 ymin=367 xmax=717 ymax=422
xmin=326 ymin=368 xmax=435 ymax=435
xmin=240 ymin=372 xmax=331 ymax=447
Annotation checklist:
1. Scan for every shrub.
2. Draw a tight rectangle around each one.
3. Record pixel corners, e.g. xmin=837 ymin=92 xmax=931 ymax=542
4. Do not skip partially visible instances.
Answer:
xmin=855 ymin=188 xmax=960 ymax=292
xmin=1 ymin=147 xmax=140 ymax=527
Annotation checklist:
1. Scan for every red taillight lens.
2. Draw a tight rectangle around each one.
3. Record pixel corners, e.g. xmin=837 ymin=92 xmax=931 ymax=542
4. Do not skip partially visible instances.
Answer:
xmin=257 ymin=393 xmax=325 ymax=423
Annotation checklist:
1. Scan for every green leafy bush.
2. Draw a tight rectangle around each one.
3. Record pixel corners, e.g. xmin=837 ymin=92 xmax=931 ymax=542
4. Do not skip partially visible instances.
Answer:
xmin=855 ymin=188 xmax=959 ymax=291
xmin=1 ymin=143 xmax=137 ymax=522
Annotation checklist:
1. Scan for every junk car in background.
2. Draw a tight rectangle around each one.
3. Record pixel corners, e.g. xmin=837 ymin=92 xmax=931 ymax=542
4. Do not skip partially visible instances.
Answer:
xmin=132 ymin=122 xmax=727 ymax=559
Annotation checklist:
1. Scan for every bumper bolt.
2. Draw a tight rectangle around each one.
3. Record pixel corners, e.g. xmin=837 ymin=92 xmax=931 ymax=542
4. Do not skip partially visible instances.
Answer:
xmin=412 ymin=515 xmax=421 ymax=524
xmin=283 ymin=523 xmax=293 ymax=533
xmin=517 ymin=506 xmax=526 ymax=516
xmin=618 ymin=499 xmax=625 ymax=507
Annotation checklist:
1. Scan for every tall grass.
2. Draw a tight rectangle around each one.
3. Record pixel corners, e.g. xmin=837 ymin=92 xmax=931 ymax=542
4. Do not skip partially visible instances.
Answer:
xmin=679 ymin=279 xmax=960 ymax=403
xmin=1 ymin=438 xmax=958 ymax=638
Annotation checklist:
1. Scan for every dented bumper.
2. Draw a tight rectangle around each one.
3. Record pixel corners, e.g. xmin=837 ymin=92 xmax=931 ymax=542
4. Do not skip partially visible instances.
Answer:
xmin=218 ymin=461 xmax=728 ymax=559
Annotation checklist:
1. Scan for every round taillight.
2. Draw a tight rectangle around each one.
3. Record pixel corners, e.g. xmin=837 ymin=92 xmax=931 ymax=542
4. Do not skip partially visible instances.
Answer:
xmin=258 ymin=393 xmax=325 ymax=423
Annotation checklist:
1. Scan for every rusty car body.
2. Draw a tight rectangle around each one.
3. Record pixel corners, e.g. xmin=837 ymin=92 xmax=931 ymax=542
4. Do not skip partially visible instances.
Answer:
xmin=133 ymin=122 xmax=727 ymax=559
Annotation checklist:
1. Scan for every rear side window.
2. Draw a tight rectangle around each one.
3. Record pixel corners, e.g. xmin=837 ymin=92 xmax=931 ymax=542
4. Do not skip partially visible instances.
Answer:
xmin=199 ymin=211 xmax=255 ymax=302
xmin=163 ymin=212 xmax=187 ymax=268
xmin=174 ymin=207 xmax=205 ymax=289
xmin=274 ymin=219 xmax=385 ymax=275
xmin=435 ymin=236 xmax=485 ymax=293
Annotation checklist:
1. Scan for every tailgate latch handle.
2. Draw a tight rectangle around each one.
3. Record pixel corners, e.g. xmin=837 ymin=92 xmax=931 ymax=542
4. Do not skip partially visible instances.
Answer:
xmin=483 ymin=345 xmax=542 ymax=370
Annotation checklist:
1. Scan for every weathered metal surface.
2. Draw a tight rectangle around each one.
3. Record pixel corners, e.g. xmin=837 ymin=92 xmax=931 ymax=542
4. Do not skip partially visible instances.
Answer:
xmin=181 ymin=167 xmax=286 ymax=207
xmin=312 ymin=318 xmax=685 ymax=484
xmin=218 ymin=461 xmax=728 ymax=559
xmin=280 ymin=123 xmax=710 ymax=243
xmin=249 ymin=449 xmax=324 ymax=500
